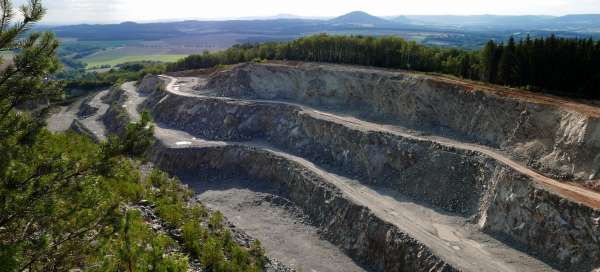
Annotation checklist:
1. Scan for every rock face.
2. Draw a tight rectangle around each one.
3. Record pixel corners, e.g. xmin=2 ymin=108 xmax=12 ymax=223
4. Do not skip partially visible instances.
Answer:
xmin=136 ymin=73 xmax=600 ymax=270
xmin=137 ymin=75 xmax=164 ymax=94
xmin=482 ymin=168 xmax=600 ymax=269
xmin=206 ymin=63 xmax=600 ymax=183
xmin=77 ymin=103 xmax=99 ymax=119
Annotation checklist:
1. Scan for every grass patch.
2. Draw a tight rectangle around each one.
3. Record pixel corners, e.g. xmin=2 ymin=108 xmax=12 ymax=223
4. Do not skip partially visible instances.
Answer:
xmin=82 ymin=54 xmax=188 ymax=68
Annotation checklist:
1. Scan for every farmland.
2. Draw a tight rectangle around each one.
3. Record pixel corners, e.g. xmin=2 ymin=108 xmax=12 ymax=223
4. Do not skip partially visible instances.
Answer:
xmin=81 ymin=53 xmax=188 ymax=68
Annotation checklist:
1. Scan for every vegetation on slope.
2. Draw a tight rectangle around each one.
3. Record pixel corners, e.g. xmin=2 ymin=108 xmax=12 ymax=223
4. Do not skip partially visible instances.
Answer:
xmin=0 ymin=1 xmax=265 ymax=270
xmin=478 ymin=37 xmax=600 ymax=98
xmin=57 ymin=39 xmax=185 ymax=70
xmin=81 ymin=54 xmax=187 ymax=69
xmin=168 ymin=34 xmax=600 ymax=100
xmin=56 ymin=61 xmax=166 ymax=94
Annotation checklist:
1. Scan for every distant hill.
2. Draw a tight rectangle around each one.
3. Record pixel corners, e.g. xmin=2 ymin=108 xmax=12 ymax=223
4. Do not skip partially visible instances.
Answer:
xmin=390 ymin=16 xmax=411 ymax=24
xmin=47 ymin=12 xmax=600 ymax=52
xmin=404 ymin=15 xmax=553 ymax=28
xmin=549 ymin=14 xmax=600 ymax=26
xmin=329 ymin=11 xmax=390 ymax=26
xmin=235 ymin=14 xmax=329 ymax=20
xmin=401 ymin=14 xmax=600 ymax=31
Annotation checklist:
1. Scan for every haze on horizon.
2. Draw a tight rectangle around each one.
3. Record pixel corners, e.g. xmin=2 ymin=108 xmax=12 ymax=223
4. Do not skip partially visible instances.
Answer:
xmin=15 ymin=0 xmax=600 ymax=25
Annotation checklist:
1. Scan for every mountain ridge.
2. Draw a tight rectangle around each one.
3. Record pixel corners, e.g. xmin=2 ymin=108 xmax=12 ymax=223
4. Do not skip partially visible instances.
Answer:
xmin=329 ymin=11 xmax=391 ymax=26
xmin=45 ymin=11 xmax=600 ymax=30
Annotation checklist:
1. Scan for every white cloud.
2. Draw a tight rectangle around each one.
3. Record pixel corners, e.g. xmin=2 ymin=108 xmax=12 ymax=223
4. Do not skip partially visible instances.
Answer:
xmin=14 ymin=0 xmax=600 ymax=24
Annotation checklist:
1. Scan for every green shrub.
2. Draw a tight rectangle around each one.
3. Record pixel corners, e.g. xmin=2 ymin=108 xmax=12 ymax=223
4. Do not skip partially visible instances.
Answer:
xmin=187 ymin=203 xmax=208 ymax=219
xmin=201 ymin=237 xmax=226 ymax=270
xmin=209 ymin=211 xmax=224 ymax=230
xmin=249 ymin=240 xmax=267 ymax=267
xmin=181 ymin=220 xmax=206 ymax=257
xmin=93 ymin=210 xmax=189 ymax=271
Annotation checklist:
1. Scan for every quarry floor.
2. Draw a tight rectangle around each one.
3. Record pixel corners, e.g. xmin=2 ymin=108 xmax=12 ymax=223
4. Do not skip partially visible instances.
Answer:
xmin=190 ymin=177 xmax=368 ymax=272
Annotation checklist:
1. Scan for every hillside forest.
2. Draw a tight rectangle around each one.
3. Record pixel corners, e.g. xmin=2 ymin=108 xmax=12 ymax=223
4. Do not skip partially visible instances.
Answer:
xmin=168 ymin=34 xmax=600 ymax=100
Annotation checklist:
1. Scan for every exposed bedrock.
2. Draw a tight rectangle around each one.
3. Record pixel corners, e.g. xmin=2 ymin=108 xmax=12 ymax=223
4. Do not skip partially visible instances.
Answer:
xmin=149 ymin=143 xmax=456 ymax=272
xmin=482 ymin=168 xmax=600 ymax=270
xmin=138 ymin=75 xmax=165 ymax=94
xmin=134 ymin=75 xmax=600 ymax=269
xmin=205 ymin=63 xmax=600 ymax=182
xmin=102 ymin=85 xmax=136 ymax=136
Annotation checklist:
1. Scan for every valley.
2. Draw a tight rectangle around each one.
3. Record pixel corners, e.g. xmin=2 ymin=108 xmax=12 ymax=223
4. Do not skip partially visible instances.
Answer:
xmin=49 ymin=11 xmax=600 ymax=70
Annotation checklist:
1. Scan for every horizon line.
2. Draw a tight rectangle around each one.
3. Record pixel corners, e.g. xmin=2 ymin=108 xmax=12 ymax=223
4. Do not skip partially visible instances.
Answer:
xmin=39 ymin=11 xmax=600 ymax=26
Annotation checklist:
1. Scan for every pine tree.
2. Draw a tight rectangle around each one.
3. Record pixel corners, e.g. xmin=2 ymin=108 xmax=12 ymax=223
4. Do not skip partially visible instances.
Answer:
xmin=0 ymin=1 xmax=158 ymax=270
xmin=0 ymin=0 xmax=61 ymax=119
xmin=498 ymin=37 xmax=518 ymax=86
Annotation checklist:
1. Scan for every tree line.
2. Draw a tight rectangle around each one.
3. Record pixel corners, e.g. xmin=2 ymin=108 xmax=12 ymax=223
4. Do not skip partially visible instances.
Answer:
xmin=168 ymin=34 xmax=600 ymax=100
xmin=480 ymin=36 xmax=600 ymax=98
xmin=57 ymin=61 xmax=166 ymax=93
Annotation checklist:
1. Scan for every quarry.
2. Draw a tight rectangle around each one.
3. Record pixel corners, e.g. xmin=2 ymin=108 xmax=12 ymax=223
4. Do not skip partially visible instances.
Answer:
xmin=48 ymin=62 xmax=600 ymax=272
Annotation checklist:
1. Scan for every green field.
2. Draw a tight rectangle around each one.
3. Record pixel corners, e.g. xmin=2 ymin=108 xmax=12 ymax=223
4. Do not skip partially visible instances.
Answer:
xmin=82 ymin=54 xmax=188 ymax=68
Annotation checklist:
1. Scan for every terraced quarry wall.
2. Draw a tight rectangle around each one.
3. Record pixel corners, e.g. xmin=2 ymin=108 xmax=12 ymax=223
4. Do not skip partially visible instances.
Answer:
xmin=135 ymin=72 xmax=600 ymax=270
xmin=205 ymin=63 xmax=600 ymax=184
xmin=72 ymin=65 xmax=600 ymax=271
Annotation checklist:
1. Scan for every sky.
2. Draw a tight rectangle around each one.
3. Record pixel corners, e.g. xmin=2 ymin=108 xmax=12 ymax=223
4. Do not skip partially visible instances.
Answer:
xmin=14 ymin=0 xmax=600 ymax=25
